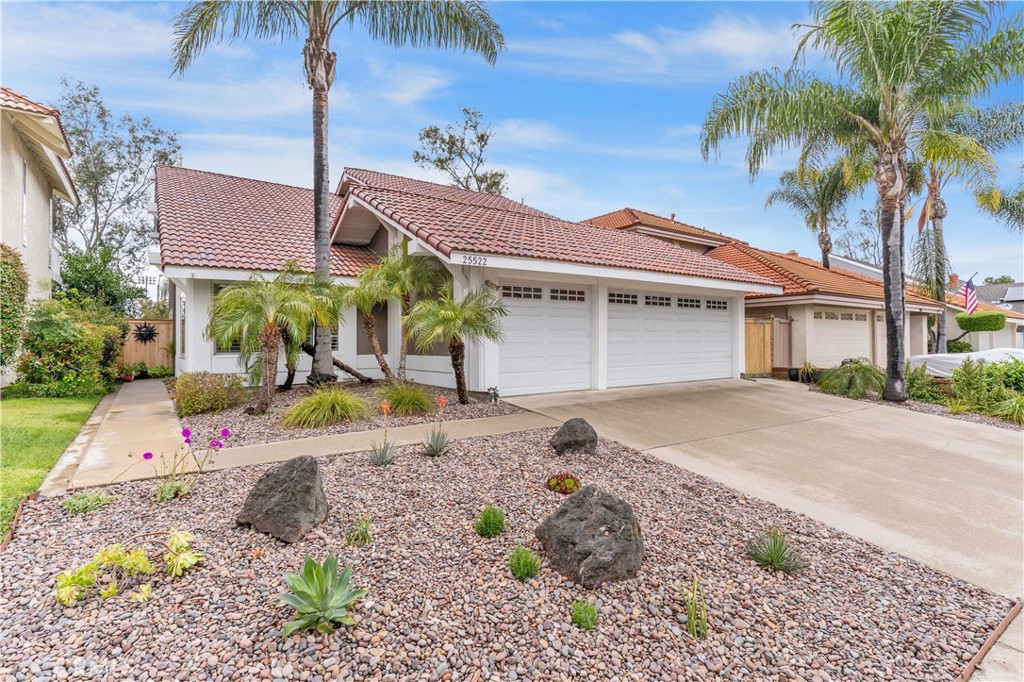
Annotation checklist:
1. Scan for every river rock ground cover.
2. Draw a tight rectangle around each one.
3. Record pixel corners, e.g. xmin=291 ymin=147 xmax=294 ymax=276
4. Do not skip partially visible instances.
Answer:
xmin=0 ymin=429 xmax=1010 ymax=681
xmin=180 ymin=383 xmax=522 ymax=448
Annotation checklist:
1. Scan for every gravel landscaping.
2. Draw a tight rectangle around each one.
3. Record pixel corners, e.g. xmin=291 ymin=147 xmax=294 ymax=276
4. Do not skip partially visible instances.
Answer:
xmin=1 ymin=429 xmax=1012 ymax=681
xmin=180 ymin=382 xmax=523 ymax=447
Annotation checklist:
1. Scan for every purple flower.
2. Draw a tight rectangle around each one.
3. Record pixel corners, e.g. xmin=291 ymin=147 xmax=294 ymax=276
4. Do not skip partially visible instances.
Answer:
xmin=220 ymin=428 xmax=231 ymax=438
xmin=142 ymin=452 xmax=154 ymax=461
xmin=181 ymin=428 xmax=192 ymax=438
xmin=209 ymin=439 xmax=223 ymax=449
xmin=184 ymin=438 xmax=191 ymax=445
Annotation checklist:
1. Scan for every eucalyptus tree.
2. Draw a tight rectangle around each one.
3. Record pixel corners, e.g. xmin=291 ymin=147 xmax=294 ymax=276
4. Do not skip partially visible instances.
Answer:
xmin=701 ymin=1 xmax=1023 ymax=400
xmin=765 ymin=161 xmax=854 ymax=269
xmin=172 ymin=1 xmax=504 ymax=384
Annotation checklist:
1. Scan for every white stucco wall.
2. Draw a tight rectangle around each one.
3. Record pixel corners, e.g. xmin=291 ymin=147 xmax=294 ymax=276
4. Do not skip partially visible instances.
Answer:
xmin=943 ymin=310 xmax=1023 ymax=351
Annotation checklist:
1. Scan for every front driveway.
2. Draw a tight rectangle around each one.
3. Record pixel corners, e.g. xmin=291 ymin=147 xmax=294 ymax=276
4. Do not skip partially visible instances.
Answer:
xmin=509 ymin=379 xmax=1023 ymax=679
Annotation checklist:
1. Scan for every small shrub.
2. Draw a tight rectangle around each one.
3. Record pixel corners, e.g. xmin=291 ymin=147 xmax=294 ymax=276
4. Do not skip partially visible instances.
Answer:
xmin=747 ymin=528 xmax=805 ymax=574
xmin=985 ymin=358 xmax=1024 ymax=394
xmin=174 ymin=372 xmax=246 ymax=416
xmin=571 ymin=599 xmax=598 ymax=630
xmin=545 ymin=471 xmax=582 ymax=495
xmin=422 ymin=427 xmax=450 ymax=457
xmin=797 ymin=361 xmax=819 ymax=384
xmin=345 ymin=518 xmax=372 ymax=547
xmin=369 ymin=440 xmax=395 ymax=466
xmin=508 ymin=546 xmax=540 ymax=581
xmin=817 ymin=359 xmax=885 ymax=399
xmin=281 ymin=386 xmax=368 ymax=428
xmin=946 ymin=397 xmax=971 ymax=414
xmin=62 ymin=491 xmax=115 ymax=515
xmin=680 ymin=576 xmax=708 ymax=639
xmin=951 ymin=358 xmax=990 ymax=409
xmin=155 ymin=479 xmax=192 ymax=503
xmin=148 ymin=365 xmax=175 ymax=379
xmin=989 ymin=394 xmax=1024 ymax=425
xmin=278 ymin=554 xmax=367 ymax=636
xmin=905 ymin=363 xmax=944 ymax=403
xmin=955 ymin=310 xmax=1006 ymax=333
xmin=378 ymin=382 xmax=433 ymax=415
xmin=475 ymin=503 xmax=505 ymax=538
xmin=0 ymin=243 xmax=29 ymax=367
xmin=947 ymin=339 xmax=972 ymax=353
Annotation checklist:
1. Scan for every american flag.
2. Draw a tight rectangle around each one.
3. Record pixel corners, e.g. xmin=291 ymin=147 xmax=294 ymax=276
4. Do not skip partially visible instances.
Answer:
xmin=957 ymin=278 xmax=978 ymax=316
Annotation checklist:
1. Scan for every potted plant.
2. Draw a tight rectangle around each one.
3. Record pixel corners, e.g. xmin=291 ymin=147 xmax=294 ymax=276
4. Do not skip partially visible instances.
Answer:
xmin=797 ymin=362 xmax=821 ymax=384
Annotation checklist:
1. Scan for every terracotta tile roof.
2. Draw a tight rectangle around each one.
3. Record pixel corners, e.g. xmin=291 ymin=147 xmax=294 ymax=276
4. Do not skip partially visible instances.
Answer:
xmin=155 ymin=166 xmax=377 ymax=276
xmin=584 ymin=207 xmax=735 ymax=244
xmin=707 ymin=242 xmax=941 ymax=308
xmin=0 ymin=85 xmax=71 ymax=151
xmin=341 ymin=169 xmax=775 ymax=287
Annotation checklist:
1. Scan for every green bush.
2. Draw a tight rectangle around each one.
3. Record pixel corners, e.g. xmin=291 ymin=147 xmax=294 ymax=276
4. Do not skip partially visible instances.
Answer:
xmin=571 ymin=599 xmax=598 ymax=630
xmin=906 ymin=363 xmax=944 ymax=404
xmin=148 ymin=365 xmax=175 ymax=378
xmin=989 ymin=394 xmax=1024 ymax=425
xmin=947 ymin=340 xmax=972 ymax=353
xmin=475 ymin=503 xmax=505 ymax=539
xmin=62 ymin=491 xmax=115 ymax=515
xmin=57 ymin=247 xmax=145 ymax=316
xmin=985 ymin=359 xmax=1024 ymax=394
xmin=951 ymin=358 xmax=991 ymax=410
xmin=816 ymin=359 xmax=885 ymax=399
xmin=173 ymin=372 xmax=246 ymax=415
xmin=508 ymin=546 xmax=540 ymax=581
xmin=0 ymin=244 xmax=29 ymax=367
xmin=281 ymin=386 xmax=368 ymax=428
xmin=747 ymin=529 xmax=805 ymax=574
xmin=378 ymin=382 xmax=434 ymax=415
xmin=955 ymin=310 xmax=1006 ymax=333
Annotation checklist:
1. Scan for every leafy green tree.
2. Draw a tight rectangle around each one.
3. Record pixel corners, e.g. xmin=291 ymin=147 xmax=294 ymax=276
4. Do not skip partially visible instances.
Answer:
xmin=208 ymin=271 xmax=336 ymax=415
xmin=405 ymin=284 xmax=506 ymax=404
xmin=765 ymin=160 xmax=855 ymax=269
xmin=0 ymin=244 xmax=29 ymax=367
xmin=701 ymin=1 xmax=1023 ymax=400
xmin=54 ymin=79 xmax=181 ymax=271
xmin=58 ymin=247 xmax=145 ymax=316
xmin=172 ymin=1 xmax=505 ymax=385
xmin=413 ymin=107 xmax=508 ymax=194
xmin=983 ymin=275 xmax=1017 ymax=285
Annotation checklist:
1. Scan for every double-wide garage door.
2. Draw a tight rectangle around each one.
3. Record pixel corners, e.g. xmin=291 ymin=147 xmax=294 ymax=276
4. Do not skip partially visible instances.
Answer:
xmin=498 ymin=282 xmax=735 ymax=395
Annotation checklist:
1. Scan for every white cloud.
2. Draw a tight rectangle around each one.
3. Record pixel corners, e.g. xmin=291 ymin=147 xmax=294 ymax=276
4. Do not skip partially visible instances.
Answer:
xmin=370 ymin=62 xmax=453 ymax=106
xmin=666 ymin=124 xmax=702 ymax=138
xmin=491 ymin=119 xmax=569 ymax=149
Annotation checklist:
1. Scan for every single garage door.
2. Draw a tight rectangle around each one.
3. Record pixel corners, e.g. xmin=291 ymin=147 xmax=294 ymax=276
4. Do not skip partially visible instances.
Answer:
xmin=498 ymin=283 xmax=592 ymax=395
xmin=814 ymin=308 xmax=870 ymax=366
xmin=608 ymin=291 xmax=732 ymax=387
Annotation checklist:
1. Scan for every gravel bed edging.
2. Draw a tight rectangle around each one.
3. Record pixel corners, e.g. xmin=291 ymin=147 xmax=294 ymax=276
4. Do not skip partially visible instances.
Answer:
xmin=0 ymin=491 xmax=38 ymax=555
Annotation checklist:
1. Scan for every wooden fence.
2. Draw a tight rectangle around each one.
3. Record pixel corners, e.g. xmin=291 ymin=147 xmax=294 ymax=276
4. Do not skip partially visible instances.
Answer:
xmin=744 ymin=318 xmax=773 ymax=377
xmin=119 ymin=319 xmax=174 ymax=369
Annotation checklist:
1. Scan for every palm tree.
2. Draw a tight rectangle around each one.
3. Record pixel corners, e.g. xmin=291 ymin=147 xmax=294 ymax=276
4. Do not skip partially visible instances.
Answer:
xmin=361 ymin=243 xmax=445 ymax=381
xmin=209 ymin=271 xmax=335 ymax=415
xmin=405 ymin=284 xmax=506 ymax=404
xmin=765 ymin=161 xmax=854 ymax=269
xmin=340 ymin=276 xmax=394 ymax=381
xmin=701 ymin=1 xmax=1023 ymax=401
xmin=172 ymin=1 xmax=505 ymax=385
xmin=980 ymin=164 xmax=1024 ymax=232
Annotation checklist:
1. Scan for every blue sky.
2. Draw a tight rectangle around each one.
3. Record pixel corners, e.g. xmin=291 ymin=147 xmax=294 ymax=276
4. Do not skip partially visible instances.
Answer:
xmin=3 ymin=1 xmax=1022 ymax=281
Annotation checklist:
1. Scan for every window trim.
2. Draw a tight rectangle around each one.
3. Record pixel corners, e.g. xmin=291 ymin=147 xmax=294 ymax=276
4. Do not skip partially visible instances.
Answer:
xmin=644 ymin=294 xmax=672 ymax=307
xmin=500 ymin=284 xmax=543 ymax=300
xmin=705 ymin=299 xmax=729 ymax=311
xmin=550 ymin=288 xmax=586 ymax=302
xmin=678 ymin=297 xmax=701 ymax=309
xmin=608 ymin=292 xmax=639 ymax=305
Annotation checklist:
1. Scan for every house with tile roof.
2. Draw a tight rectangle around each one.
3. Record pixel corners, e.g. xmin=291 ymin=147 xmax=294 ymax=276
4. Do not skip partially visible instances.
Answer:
xmin=1 ymin=86 xmax=78 ymax=299
xmin=153 ymin=166 xmax=780 ymax=394
xmin=584 ymin=209 xmax=947 ymax=370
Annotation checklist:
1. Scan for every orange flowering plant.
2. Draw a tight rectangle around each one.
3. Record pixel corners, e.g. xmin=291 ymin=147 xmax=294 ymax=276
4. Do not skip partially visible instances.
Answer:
xmin=370 ymin=400 xmax=394 ymax=465
xmin=423 ymin=394 xmax=451 ymax=458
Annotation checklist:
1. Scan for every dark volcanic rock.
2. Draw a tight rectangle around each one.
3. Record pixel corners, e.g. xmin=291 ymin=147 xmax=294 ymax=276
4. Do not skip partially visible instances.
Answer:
xmin=550 ymin=418 xmax=598 ymax=455
xmin=236 ymin=456 xmax=328 ymax=543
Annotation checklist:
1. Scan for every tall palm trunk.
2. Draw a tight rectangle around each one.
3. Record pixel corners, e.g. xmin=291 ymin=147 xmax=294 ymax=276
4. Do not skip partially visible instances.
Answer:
xmin=305 ymin=22 xmax=337 ymax=386
xmin=931 ymin=195 xmax=949 ymax=354
xmin=818 ymin=217 xmax=832 ymax=269
xmin=362 ymin=312 xmax=395 ymax=381
xmin=247 ymin=323 xmax=280 ymax=415
xmin=877 ymin=146 xmax=909 ymax=402
xmin=397 ymin=294 xmax=412 ymax=381
xmin=281 ymin=328 xmax=296 ymax=390
xmin=449 ymin=337 xmax=469 ymax=404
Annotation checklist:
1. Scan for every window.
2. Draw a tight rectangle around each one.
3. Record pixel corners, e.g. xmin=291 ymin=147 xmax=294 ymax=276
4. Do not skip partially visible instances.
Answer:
xmin=824 ymin=311 xmax=839 ymax=320
xmin=706 ymin=299 xmax=728 ymax=310
xmin=840 ymin=312 xmax=854 ymax=321
xmin=855 ymin=313 xmax=868 ymax=322
xmin=876 ymin=314 xmax=883 ymax=322
xmin=645 ymin=295 xmax=672 ymax=307
xmin=813 ymin=311 xmax=823 ymax=319
xmin=608 ymin=292 xmax=638 ymax=305
xmin=550 ymin=288 xmax=586 ymax=302
xmin=501 ymin=284 xmax=542 ymax=300
xmin=678 ymin=298 xmax=701 ymax=309
xmin=308 ymin=325 xmax=340 ymax=352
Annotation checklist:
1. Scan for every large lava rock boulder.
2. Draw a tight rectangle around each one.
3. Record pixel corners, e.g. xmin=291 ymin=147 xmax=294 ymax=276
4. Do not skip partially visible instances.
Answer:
xmin=550 ymin=418 xmax=598 ymax=455
xmin=535 ymin=486 xmax=644 ymax=587
xmin=236 ymin=456 xmax=329 ymax=543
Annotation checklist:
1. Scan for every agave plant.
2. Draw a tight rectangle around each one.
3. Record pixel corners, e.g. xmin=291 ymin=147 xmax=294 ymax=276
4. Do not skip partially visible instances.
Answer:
xmin=278 ymin=554 xmax=367 ymax=636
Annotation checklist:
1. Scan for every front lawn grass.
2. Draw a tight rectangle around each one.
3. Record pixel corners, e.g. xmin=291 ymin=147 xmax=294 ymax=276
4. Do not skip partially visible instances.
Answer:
xmin=0 ymin=396 xmax=100 ymax=536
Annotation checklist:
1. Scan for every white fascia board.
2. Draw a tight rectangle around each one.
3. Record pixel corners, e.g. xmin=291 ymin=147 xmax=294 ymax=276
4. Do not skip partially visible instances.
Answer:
xmin=346 ymin=195 xmax=451 ymax=263
xmin=746 ymin=293 xmax=942 ymax=313
xmin=449 ymin=250 xmax=781 ymax=295
xmin=44 ymin=147 xmax=78 ymax=205
xmin=161 ymin=264 xmax=357 ymax=286
xmin=633 ymin=226 xmax=724 ymax=248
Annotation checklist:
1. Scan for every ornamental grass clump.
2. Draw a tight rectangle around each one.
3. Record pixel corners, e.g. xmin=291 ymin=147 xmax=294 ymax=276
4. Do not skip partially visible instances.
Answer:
xmin=378 ymin=381 xmax=434 ymax=415
xmin=989 ymin=394 xmax=1024 ymax=426
xmin=475 ymin=503 xmax=505 ymax=538
xmin=816 ymin=359 xmax=885 ymax=399
xmin=509 ymin=546 xmax=540 ymax=581
xmin=571 ymin=599 xmax=598 ymax=630
xmin=545 ymin=471 xmax=582 ymax=495
xmin=281 ymin=386 xmax=368 ymax=428
xmin=278 ymin=553 xmax=367 ymax=636
xmin=62 ymin=491 xmax=115 ymax=515
xmin=747 ymin=528 xmax=805 ymax=574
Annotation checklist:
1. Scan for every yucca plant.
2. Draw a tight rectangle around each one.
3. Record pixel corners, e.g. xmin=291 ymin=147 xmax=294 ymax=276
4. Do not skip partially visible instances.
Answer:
xmin=281 ymin=386 xmax=369 ymax=428
xmin=379 ymin=382 xmax=434 ymax=415
xmin=989 ymin=394 xmax=1024 ymax=426
xmin=423 ymin=427 xmax=450 ymax=458
xmin=747 ymin=528 xmax=805 ymax=574
xmin=816 ymin=360 xmax=885 ymax=399
xmin=278 ymin=554 xmax=367 ymax=637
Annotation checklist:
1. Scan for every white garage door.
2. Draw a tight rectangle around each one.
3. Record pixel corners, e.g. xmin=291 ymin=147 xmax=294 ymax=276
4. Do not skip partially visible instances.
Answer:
xmin=607 ymin=291 xmax=733 ymax=387
xmin=814 ymin=308 xmax=871 ymax=366
xmin=498 ymin=283 xmax=592 ymax=395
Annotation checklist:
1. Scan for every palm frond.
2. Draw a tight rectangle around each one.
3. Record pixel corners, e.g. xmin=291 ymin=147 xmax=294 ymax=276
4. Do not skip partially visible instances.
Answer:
xmin=172 ymin=1 xmax=303 ymax=74
xmin=404 ymin=284 xmax=507 ymax=351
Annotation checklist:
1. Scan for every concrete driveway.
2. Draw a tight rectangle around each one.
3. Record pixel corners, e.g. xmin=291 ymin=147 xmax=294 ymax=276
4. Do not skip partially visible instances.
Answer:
xmin=509 ymin=378 xmax=1023 ymax=679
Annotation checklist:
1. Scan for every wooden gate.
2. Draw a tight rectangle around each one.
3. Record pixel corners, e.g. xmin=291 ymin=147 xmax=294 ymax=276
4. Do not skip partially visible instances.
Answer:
xmin=744 ymin=317 xmax=773 ymax=377
xmin=119 ymin=319 xmax=174 ymax=369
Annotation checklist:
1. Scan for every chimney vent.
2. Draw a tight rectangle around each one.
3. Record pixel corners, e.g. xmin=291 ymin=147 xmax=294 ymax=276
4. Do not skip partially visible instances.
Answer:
xmin=948 ymin=273 xmax=960 ymax=290
xmin=786 ymin=250 xmax=798 ymax=256
xmin=670 ymin=213 xmax=676 ymax=221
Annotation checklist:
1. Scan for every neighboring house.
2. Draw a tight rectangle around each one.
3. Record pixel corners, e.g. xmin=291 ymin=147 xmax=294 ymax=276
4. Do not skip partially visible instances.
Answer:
xmin=830 ymin=255 xmax=1024 ymax=351
xmin=153 ymin=166 xmax=779 ymax=396
xmin=586 ymin=210 xmax=943 ymax=369
xmin=975 ymin=281 xmax=1024 ymax=316
xmin=0 ymin=86 xmax=78 ymax=299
